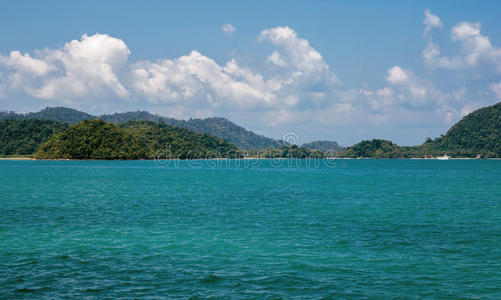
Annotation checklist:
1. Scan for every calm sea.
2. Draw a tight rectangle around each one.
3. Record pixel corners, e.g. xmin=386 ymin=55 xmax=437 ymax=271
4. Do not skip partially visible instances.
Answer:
xmin=1 ymin=159 xmax=500 ymax=299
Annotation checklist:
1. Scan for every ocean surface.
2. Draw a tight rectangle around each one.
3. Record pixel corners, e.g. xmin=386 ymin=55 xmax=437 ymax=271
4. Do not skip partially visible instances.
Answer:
xmin=1 ymin=159 xmax=500 ymax=299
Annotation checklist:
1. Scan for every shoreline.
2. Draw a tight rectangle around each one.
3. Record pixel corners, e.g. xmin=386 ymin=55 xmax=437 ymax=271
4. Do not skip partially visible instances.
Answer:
xmin=1 ymin=157 xmax=500 ymax=161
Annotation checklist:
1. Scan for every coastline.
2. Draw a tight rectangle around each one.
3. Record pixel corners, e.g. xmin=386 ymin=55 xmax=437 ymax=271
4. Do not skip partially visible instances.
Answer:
xmin=2 ymin=156 xmax=500 ymax=161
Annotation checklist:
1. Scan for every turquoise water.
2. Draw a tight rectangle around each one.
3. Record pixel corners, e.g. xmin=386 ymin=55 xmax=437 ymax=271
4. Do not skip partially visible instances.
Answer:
xmin=1 ymin=159 xmax=501 ymax=299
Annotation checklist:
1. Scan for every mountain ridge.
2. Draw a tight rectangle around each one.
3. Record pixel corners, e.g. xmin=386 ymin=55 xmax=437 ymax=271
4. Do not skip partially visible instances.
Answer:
xmin=1 ymin=107 xmax=288 ymax=150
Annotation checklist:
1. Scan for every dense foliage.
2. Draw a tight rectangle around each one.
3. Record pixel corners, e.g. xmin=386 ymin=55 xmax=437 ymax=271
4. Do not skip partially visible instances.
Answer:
xmin=243 ymin=145 xmax=326 ymax=158
xmin=2 ymin=107 xmax=286 ymax=150
xmin=121 ymin=121 xmax=240 ymax=159
xmin=338 ymin=139 xmax=456 ymax=158
xmin=337 ymin=102 xmax=501 ymax=158
xmin=301 ymin=140 xmax=344 ymax=153
xmin=340 ymin=139 xmax=402 ymax=158
xmin=0 ymin=107 xmax=93 ymax=124
xmin=34 ymin=120 xmax=240 ymax=160
xmin=0 ymin=119 xmax=67 ymax=156
xmin=5 ymin=102 xmax=501 ymax=158
xmin=432 ymin=102 xmax=501 ymax=157
xmin=102 ymin=113 xmax=285 ymax=149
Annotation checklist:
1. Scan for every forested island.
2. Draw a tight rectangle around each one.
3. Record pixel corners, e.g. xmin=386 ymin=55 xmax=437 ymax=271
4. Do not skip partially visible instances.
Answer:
xmin=338 ymin=102 xmax=501 ymax=158
xmin=1 ymin=102 xmax=500 ymax=159
xmin=34 ymin=120 xmax=240 ymax=160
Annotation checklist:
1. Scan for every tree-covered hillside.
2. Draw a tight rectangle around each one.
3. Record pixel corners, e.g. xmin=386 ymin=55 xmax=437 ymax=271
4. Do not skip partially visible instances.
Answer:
xmin=0 ymin=119 xmax=68 ymax=156
xmin=102 ymin=113 xmax=284 ymax=149
xmin=0 ymin=107 xmax=94 ymax=124
xmin=2 ymin=107 xmax=285 ymax=150
xmin=337 ymin=102 xmax=501 ymax=158
xmin=34 ymin=119 xmax=240 ymax=160
xmin=432 ymin=102 xmax=501 ymax=157
xmin=302 ymin=140 xmax=344 ymax=153
xmin=179 ymin=117 xmax=285 ymax=150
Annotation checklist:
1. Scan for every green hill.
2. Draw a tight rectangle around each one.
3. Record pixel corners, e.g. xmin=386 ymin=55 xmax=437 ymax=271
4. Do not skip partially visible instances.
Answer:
xmin=339 ymin=102 xmax=501 ymax=158
xmin=101 ymin=113 xmax=284 ymax=150
xmin=302 ymin=140 xmax=344 ymax=153
xmin=0 ymin=107 xmax=93 ymax=124
xmin=340 ymin=139 xmax=403 ymax=158
xmin=432 ymin=102 xmax=501 ymax=157
xmin=0 ymin=119 xmax=68 ymax=156
xmin=2 ymin=107 xmax=284 ymax=150
xmin=34 ymin=119 xmax=239 ymax=160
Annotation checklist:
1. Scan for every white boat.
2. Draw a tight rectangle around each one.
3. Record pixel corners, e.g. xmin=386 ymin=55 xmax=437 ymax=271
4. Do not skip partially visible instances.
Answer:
xmin=437 ymin=154 xmax=449 ymax=160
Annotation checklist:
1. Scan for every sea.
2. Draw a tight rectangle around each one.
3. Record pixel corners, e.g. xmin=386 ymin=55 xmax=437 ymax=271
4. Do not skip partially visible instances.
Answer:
xmin=1 ymin=159 xmax=500 ymax=299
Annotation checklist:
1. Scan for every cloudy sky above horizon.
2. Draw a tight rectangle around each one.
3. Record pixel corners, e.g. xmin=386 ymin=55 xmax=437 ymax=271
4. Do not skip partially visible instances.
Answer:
xmin=1 ymin=1 xmax=501 ymax=146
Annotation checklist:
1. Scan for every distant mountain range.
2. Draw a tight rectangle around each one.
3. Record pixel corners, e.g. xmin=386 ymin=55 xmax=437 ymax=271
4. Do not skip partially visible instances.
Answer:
xmin=0 ymin=107 xmax=343 ymax=150
xmin=2 ymin=102 xmax=500 ymax=158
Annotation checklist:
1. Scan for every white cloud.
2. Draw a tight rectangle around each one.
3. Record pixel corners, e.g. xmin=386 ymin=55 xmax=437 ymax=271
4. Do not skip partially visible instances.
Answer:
xmin=267 ymin=51 xmax=286 ymax=67
xmin=423 ymin=18 xmax=501 ymax=72
xmin=0 ymin=22 xmax=497 ymax=145
xmin=0 ymin=51 xmax=54 ymax=76
xmin=221 ymin=23 xmax=236 ymax=36
xmin=423 ymin=9 xmax=442 ymax=36
xmin=422 ymin=41 xmax=462 ymax=69
xmin=490 ymin=81 xmax=501 ymax=99
xmin=37 ymin=33 xmax=130 ymax=99
xmin=131 ymin=51 xmax=276 ymax=108
xmin=384 ymin=65 xmax=455 ymax=109
xmin=259 ymin=26 xmax=335 ymax=79
xmin=0 ymin=33 xmax=131 ymax=102
xmin=359 ymin=86 xmax=394 ymax=111
xmin=132 ymin=26 xmax=339 ymax=111
xmin=386 ymin=66 xmax=408 ymax=84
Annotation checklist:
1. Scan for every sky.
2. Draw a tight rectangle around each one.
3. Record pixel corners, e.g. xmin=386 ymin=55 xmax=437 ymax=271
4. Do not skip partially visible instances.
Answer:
xmin=1 ymin=1 xmax=501 ymax=146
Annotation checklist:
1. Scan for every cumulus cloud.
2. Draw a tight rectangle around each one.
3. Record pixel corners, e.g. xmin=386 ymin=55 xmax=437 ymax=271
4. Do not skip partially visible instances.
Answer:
xmin=384 ymin=65 xmax=456 ymax=111
xmin=131 ymin=26 xmax=339 ymax=112
xmin=0 ymin=51 xmax=54 ymax=76
xmin=221 ymin=23 xmax=236 ymax=36
xmin=37 ymin=33 xmax=130 ymax=99
xmin=386 ymin=66 xmax=409 ymax=84
xmin=131 ymin=51 xmax=276 ymax=108
xmin=423 ymin=15 xmax=501 ymax=72
xmin=259 ymin=26 xmax=335 ymax=79
xmin=0 ymin=33 xmax=131 ymax=102
xmin=0 ymin=28 xmax=339 ymax=113
xmin=0 ymin=21 xmax=497 ymax=143
xmin=423 ymin=9 xmax=442 ymax=36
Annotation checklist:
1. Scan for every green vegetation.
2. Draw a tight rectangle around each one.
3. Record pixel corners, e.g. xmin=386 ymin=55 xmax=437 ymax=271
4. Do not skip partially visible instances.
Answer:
xmin=34 ymin=119 xmax=240 ymax=160
xmin=0 ymin=119 xmax=67 ymax=156
xmin=337 ymin=102 xmax=501 ymax=158
xmin=102 ymin=113 xmax=285 ymax=149
xmin=432 ymin=102 xmax=501 ymax=157
xmin=302 ymin=140 xmax=344 ymax=153
xmin=3 ymin=102 xmax=500 ymax=159
xmin=175 ymin=117 xmax=285 ymax=150
xmin=243 ymin=145 xmax=326 ymax=158
xmin=340 ymin=139 xmax=403 ymax=158
xmin=2 ymin=107 xmax=285 ymax=149
xmin=0 ymin=107 xmax=93 ymax=124
xmin=262 ymin=145 xmax=326 ymax=158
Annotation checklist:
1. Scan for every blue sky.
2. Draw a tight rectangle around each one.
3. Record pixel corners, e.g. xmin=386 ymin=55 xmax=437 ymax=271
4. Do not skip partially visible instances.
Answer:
xmin=1 ymin=1 xmax=501 ymax=145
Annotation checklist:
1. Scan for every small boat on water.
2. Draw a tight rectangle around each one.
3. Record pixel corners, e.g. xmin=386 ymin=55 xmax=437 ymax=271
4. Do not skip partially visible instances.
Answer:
xmin=437 ymin=154 xmax=449 ymax=160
